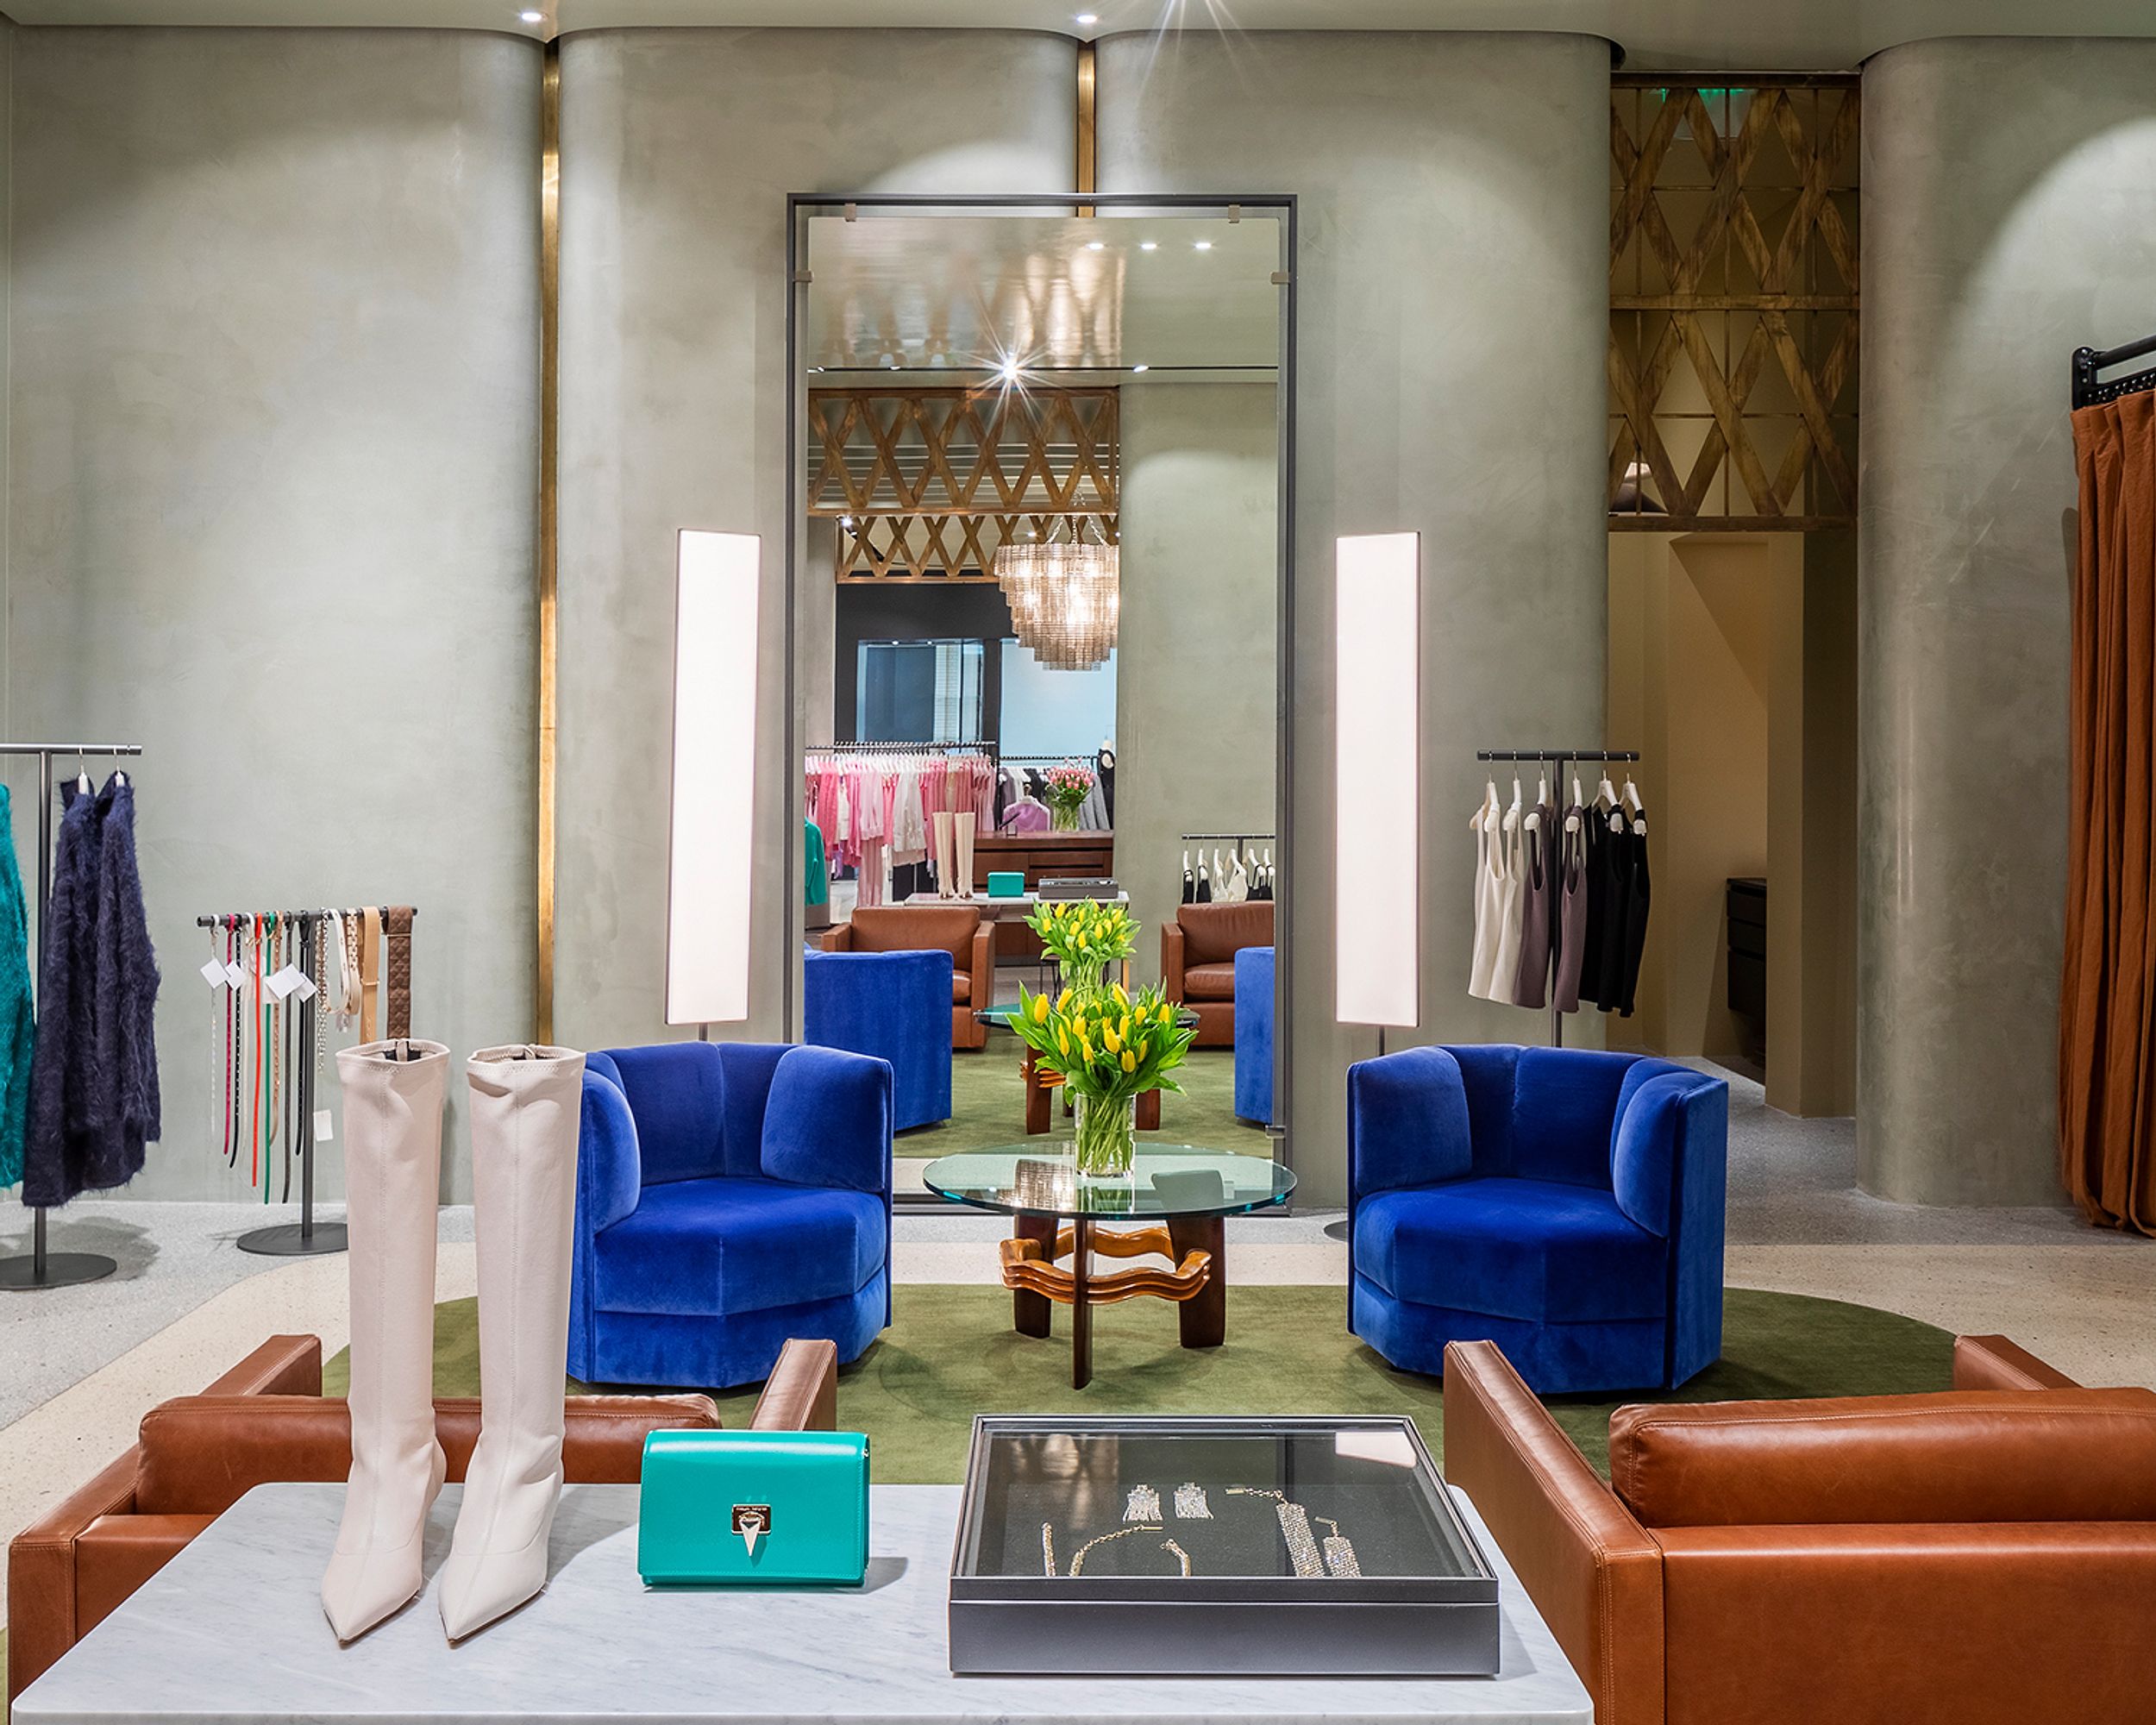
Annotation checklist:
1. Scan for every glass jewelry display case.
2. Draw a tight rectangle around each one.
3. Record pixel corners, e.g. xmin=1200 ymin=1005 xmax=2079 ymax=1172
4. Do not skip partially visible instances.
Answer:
xmin=947 ymin=1414 xmax=1499 ymax=1676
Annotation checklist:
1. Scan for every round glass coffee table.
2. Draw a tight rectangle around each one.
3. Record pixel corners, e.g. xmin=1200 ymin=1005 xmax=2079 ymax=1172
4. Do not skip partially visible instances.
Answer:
xmin=921 ymin=1145 xmax=1295 ymax=1389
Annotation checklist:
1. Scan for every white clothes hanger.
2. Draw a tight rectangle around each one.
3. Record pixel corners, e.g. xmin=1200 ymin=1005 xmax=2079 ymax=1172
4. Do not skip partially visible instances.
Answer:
xmin=1622 ymin=771 xmax=1644 ymax=814
xmin=1509 ymin=775 xmax=1523 ymax=812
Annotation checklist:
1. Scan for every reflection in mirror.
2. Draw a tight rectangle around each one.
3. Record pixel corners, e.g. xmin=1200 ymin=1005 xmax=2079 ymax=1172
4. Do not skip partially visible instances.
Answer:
xmin=794 ymin=213 xmax=1282 ymax=1193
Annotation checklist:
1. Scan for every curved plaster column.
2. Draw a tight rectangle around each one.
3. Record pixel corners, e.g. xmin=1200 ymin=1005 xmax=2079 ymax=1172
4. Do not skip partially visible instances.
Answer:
xmin=1096 ymin=31 xmax=1611 ymax=1205
xmin=1859 ymin=38 xmax=2156 ymax=1204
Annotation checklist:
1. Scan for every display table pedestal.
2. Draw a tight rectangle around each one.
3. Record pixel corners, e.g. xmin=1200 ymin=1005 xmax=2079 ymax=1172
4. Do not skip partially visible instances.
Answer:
xmin=16 ymin=1483 xmax=1591 ymax=1725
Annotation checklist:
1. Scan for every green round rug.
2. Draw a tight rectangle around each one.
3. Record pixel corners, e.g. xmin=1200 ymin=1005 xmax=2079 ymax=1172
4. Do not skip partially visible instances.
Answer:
xmin=326 ymin=1284 xmax=1952 ymax=1481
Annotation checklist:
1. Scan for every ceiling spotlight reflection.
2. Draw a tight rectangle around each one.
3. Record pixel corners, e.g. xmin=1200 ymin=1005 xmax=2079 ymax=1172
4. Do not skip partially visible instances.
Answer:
xmin=519 ymin=8 xmax=543 ymax=20
xmin=1139 ymin=242 xmax=1158 ymax=252
xmin=1086 ymin=241 xmax=1106 ymax=251
xmin=1131 ymin=364 xmax=1150 ymax=373
xmin=1194 ymin=241 xmax=1213 ymax=251
xmin=1075 ymin=11 xmax=1099 ymax=22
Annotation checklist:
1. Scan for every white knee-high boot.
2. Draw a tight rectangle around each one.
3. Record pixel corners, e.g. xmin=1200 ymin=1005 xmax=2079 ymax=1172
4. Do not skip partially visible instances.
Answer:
xmin=322 ymin=1038 xmax=451 ymax=1642
xmin=437 ymin=1044 xmax=586 ymax=1641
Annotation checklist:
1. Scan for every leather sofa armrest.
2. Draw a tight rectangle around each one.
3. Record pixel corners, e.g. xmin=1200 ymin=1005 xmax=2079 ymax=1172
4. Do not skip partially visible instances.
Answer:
xmin=204 ymin=1333 xmax=323 ymax=1397
xmin=749 ymin=1339 xmax=839 ymax=1432
xmin=1442 ymin=1341 xmax=1664 ymax=1725
xmin=818 ymin=925 xmax=855 ymax=952
xmin=9 ymin=1449 xmax=141 ymax=1702
xmin=1954 ymin=1334 xmax=2081 ymax=1390
xmin=968 ymin=922 xmax=994 ymax=1000
xmin=1161 ymin=923 xmax=1185 ymax=999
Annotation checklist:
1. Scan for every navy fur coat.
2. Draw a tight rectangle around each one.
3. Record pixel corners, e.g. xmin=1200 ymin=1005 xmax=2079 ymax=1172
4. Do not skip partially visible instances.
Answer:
xmin=22 ymin=775 xmax=161 ymax=1206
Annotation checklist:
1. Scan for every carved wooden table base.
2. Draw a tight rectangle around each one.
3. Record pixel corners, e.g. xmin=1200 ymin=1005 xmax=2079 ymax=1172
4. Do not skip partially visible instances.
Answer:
xmin=1003 ymin=1214 xmax=1228 ymax=1389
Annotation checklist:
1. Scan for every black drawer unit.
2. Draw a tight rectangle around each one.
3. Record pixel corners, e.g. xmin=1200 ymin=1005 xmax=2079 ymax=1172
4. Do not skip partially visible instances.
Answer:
xmin=1727 ymin=877 xmax=1766 ymax=1021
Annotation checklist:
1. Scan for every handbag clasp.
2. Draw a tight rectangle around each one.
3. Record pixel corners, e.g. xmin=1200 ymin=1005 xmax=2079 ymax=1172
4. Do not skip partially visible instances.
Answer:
xmin=731 ymin=1504 xmax=773 ymax=1559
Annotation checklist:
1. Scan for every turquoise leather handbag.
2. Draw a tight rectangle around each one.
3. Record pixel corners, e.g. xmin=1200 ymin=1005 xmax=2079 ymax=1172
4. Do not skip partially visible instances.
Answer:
xmin=636 ymin=1430 xmax=870 ymax=1586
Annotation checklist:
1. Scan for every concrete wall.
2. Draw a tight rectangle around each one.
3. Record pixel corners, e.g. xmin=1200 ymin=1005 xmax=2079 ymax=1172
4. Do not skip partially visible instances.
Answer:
xmin=8 ymin=28 xmax=542 ymax=1202
xmin=1859 ymin=38 xmax=2156 ymax=1203
xmin=555 ymin=27 xmax=1077 ymax=1054
xmin=1098 ymin=31 xmax=1611 ymax=1203
xmin=1116 ymin=380 xmax=1278 ymax=996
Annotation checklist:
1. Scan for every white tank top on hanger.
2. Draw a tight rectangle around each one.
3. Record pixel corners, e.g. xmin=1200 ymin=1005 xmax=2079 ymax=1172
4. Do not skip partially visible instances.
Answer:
xmin=1469 ymin=794 xmax=1506 ymax=999
xmin=1486 ymin=802 xmax=1526 ymax=1004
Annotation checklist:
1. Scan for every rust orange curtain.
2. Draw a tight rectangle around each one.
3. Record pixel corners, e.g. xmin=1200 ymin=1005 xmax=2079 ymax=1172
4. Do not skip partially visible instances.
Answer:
xmin=2062 ymin=390 xmax=2156 ymax=1233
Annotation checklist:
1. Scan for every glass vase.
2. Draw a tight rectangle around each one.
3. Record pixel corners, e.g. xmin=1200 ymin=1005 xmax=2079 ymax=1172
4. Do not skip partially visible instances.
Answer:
xmin=1072 ymin=1091 xmax=1139 ymax=1182
xmin=1050 ymin=803 xmax=1081 ymax=832
xmin=1057 ymin=957 xmax=1106 ymax=1002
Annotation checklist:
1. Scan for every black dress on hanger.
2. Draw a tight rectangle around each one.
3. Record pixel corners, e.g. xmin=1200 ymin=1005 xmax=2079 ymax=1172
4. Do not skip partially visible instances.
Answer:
xmin=1195 ymin=856 xmax=1213 ymax=903
xmin=1181 ymin=861 xmax=1196 ymax=904
xmin=1615 ymin=807 xmax=1651 ymax=1017
xmin=1593 ymin=806 xmax=1633 ymax=1014
xmin=1577 ymin=810 xmax=1609 ymax=1005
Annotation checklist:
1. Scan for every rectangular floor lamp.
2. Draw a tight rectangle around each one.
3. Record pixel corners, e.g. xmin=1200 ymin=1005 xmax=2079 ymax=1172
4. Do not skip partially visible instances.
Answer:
xmin=666 ymin=529 xmax=761 ymax=1027
xmin=1335 ymin=532 xmax=1420 ymax=1039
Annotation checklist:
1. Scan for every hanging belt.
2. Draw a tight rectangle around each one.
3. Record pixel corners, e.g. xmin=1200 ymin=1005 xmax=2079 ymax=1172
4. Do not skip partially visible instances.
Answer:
xmin=383 ymin=906 xmax=414 ymax=1041
xmin=360 ymin=906 xmax=382 ymax=1044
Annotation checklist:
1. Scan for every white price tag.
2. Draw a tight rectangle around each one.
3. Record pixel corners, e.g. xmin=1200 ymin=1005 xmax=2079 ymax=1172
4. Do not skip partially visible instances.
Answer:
xmin=290 ymin=971 xmax=318 ymax=1001
xmin=224 ymin=961 xmax=247 ymax=990
xmin=199 ymin=958 xmax=228 ymax=988
xmin=313 ymin=1108 xmax=335 ymax=1143
xmin=266 ymin=965 xmax=308 ymax=1000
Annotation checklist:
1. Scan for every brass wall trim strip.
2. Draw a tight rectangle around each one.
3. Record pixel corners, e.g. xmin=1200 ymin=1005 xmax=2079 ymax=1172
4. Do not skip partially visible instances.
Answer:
xmin=1076 ymin=41 xmax=1096 ymax=215
xmin=536 ymin=40 xmax=561 ymax=1044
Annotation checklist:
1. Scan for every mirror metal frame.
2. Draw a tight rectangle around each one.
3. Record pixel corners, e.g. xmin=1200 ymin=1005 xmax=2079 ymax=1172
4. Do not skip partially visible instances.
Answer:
xmin=783 ymin=191 xmax=1298 ymax=1188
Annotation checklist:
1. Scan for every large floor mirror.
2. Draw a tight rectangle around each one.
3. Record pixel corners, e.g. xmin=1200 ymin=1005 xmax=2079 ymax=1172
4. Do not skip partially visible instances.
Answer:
xmin=787 ymin=195 xmax=1293 ymax=1201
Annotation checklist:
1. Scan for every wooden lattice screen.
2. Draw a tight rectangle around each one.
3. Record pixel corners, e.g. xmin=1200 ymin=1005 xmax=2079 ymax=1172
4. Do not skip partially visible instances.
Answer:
xmin=806 ymin=386 xmax=1119 ymax=582
xmin=1609 ymin=77 xmax=1859 ymax=530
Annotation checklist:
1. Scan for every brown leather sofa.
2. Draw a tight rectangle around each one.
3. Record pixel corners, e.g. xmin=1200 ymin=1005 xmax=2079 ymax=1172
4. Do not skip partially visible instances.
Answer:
xmin=819 ymin=905 xmax=993 ymax=1050
xmin=1442 ymin=1335 xmax=2156 ymax=1725
xmin=1161 ymin=901 xmax=1273 ymax=1047
xmin=8 ymin=1332 xmax=837 ymax=1702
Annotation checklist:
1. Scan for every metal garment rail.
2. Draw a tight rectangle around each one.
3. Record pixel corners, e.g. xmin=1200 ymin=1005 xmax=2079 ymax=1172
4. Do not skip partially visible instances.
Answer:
xmin=1476 ymin=749 xmax=1641 ymax=1049
xmin=2072 ymin=332 xmax=2156 ymax=409
xmin=0 ymin=743 xmax=143 ymax=1291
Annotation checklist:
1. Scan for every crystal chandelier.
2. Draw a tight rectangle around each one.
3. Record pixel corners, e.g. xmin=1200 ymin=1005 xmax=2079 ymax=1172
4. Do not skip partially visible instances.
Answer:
xmin=993 ymin=518 xmax=1119 ymax=671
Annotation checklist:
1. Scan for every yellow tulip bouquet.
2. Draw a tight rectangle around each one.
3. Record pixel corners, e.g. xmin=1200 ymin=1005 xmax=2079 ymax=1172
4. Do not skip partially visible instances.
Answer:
xmin=1025 ymin=899 xmax=1138 ymax=998
xmin=1009 ymin=978 xmax=1197 ymax=1178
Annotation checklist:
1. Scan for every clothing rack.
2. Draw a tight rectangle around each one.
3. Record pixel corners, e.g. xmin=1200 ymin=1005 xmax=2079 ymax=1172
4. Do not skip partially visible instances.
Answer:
xmin=806 ymin=740 xmax=992 ymax=753
xmin=2072 ymin=333 xmax=2156 ymax=409
xmin=194 ymin=907 xmax=419 ymax=1258
xmin=1476 ymin=749 xmax=1642 ymax=1049
xmin=0 ymin=743 xmax=143 ymax=1291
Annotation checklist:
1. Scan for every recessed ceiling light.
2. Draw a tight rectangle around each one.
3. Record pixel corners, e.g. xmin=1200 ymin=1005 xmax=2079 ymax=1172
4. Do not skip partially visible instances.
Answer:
xmin=1139 ymin=242 xmax=1157 ymax=252
xmin=1131 ymin=364 xmax=1150 ymax=373
xmin=1075 ymin=12 xmax=1099 ymax=23
xmin=999 ymin=358 xmax=1024 ymax=382
xmin=1086 ymin=240 xmax=1106 ymax=251
xmin=1193 ymin=240 xmax=1213 ymax=251
xmin=519 ymin=9 xmax=543 ymax=21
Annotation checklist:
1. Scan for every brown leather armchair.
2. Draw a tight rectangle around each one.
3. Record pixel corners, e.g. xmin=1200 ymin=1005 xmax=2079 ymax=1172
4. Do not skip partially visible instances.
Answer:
xmin=8 ymin=1332 xmax=838 ymax=1702
xmin=820 ymin=905 xmax=993 ymax=1050
xmin=1442 ymin=1335 xmax=2156 ymax=1725
xmin=1161 ymin=901 xmax=1273 ymax=1047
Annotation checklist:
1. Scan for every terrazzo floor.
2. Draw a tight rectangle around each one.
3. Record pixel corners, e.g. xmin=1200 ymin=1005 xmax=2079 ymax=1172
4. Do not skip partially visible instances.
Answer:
xmin=3 ymin=1061 xmax=2153 ymax=1626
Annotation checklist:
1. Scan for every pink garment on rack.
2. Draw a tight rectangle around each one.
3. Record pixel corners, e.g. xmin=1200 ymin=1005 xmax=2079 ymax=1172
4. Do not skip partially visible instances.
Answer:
xmin=1004 ymin=799 xmax=1050 ymax=833
xmin=814 ymin=769 xmax=839 ymax=861
xmin=857 ymin=837 xmax=887 ymax=906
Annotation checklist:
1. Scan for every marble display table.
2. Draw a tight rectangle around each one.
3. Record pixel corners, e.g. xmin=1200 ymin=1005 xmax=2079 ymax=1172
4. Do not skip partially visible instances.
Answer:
xmin=15 ymin=1483 xmax=1592 ymax=1725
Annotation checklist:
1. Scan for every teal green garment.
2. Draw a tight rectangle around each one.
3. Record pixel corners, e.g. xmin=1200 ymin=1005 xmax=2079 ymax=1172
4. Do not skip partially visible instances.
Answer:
xmin=0 ymin=785 xmax=34 ymax=1189
xmin=804 ymin=819 xmax=829 ymax=908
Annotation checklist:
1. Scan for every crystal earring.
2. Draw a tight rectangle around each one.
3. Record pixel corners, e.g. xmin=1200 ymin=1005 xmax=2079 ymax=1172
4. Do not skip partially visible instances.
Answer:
xmin=1173 ymin=1482 xmax=1212 ymax=1520
xmin=1123 ymin=1484 xmax=1163 ymax=1522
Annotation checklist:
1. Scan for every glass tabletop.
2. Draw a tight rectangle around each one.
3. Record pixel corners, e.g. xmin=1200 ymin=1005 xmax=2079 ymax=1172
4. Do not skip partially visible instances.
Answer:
xmin=921 ymin=1144 xmax=1294 ymax=1219
xmin=955 ymin=1415 xmax=1489 ymax=1584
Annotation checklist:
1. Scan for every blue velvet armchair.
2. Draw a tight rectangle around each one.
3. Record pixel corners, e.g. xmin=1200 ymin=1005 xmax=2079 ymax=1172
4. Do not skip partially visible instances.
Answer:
xmin=1233 ymin=945 xmax=1275 ymax=1124
xmin=570 ymin=1042 xmax=893 ymax=1391
xmin=802 ymin=948 xmax=952 ymax=1132
xmin=1347 ymin=1044 xmax=1728 ymax=1395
